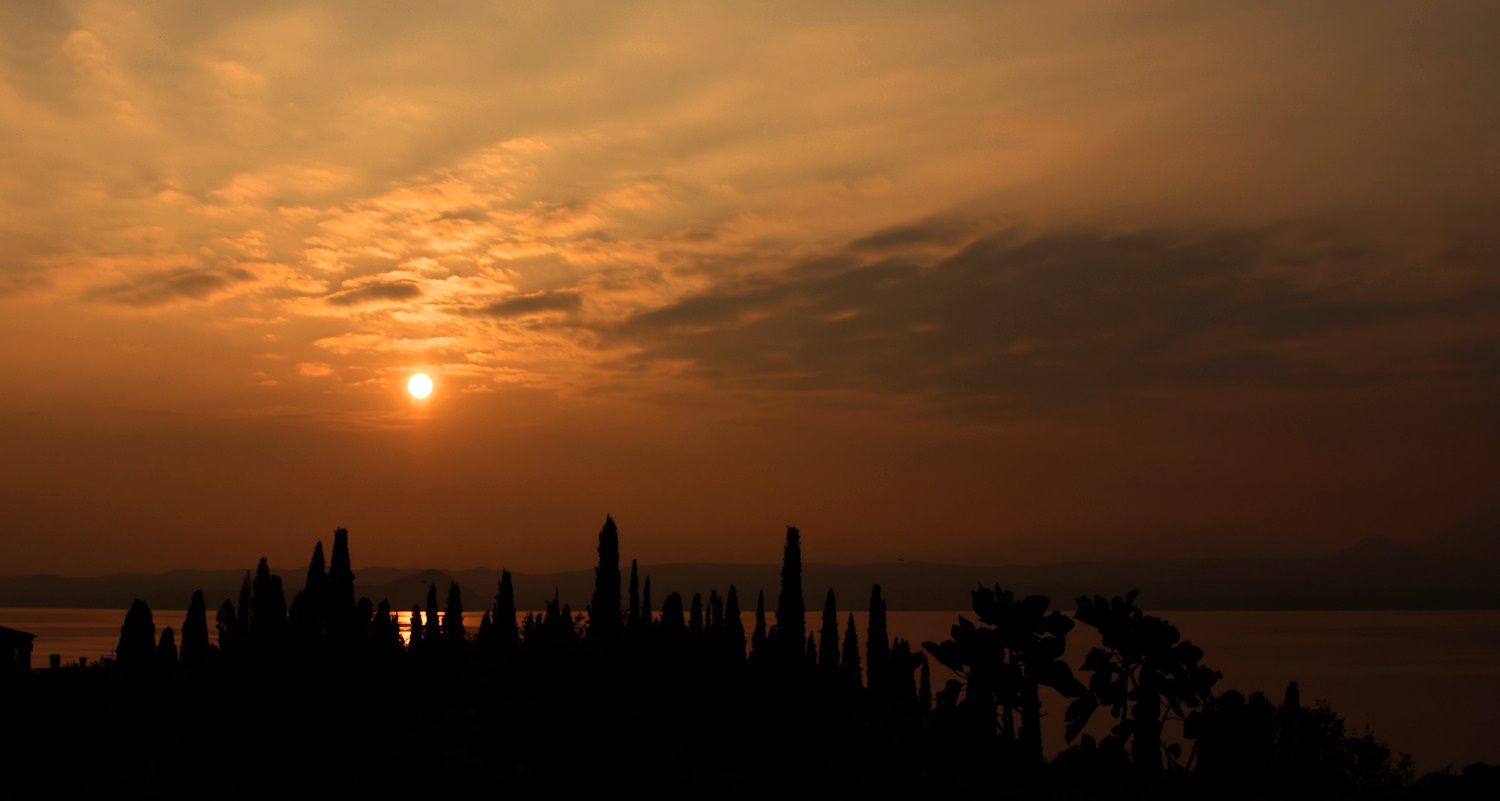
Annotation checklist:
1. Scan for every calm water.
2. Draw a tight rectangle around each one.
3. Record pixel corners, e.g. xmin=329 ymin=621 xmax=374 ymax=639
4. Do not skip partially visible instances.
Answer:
xmin=8 ymin=607 xmax=1498 ymax=772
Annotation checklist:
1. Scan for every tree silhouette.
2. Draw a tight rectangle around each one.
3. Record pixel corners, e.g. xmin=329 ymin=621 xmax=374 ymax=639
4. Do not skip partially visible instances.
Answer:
xmin=588 ymin=515 xmax=622 ymax=640
xmin=1066 ymin=590 xmax=1221 ymax=773
xmin=724 ymin=585 xmax=746 ymax=661
xmin=867 ymin=584 xmax=889 ymax=692
xmin=409 ymin=605 xmax=424 ymax=649
xmin=156 ymin=626 xmax=178 ymax=670
xmin=641 ymin=576 xmax=653 ymax=630
xmin=841 ymin=613 xmax=861 ymax=688
xmin=250 ymin=558 xmax=286 ymax=648
xmin=492 ymin=570 xmax=519 ymax=654
xmin=327 ymin=527 xmax=357 ymax=643
xmin=628 ymin=560 xmax=641 ymax=631
xmin=751 ymin=590 xmax=768 ymax=663
xmin=117 ymin=599 xmax=155 ymax=669
xmin=818 ymin=589 xmax=839 ymax=674
xmin=424 ymin=584 xmax=441 ymax=644
xmin=689 ymin=593 xmax=704 ymax=636
xmin=371 ymin=598 xmax=402 ymax=655
xmin=180 ymin=589 xmax=212 ymax=668
xmin=923 ymin=585 xmax=1085 ymax=765
xmin=215 ymin=599 xmax=239 ymax=653
xmin=288 ymin=541 xmax=327 ymax=645
xmin=442 ymin=582 xmax=466 ymax=644
xmin=661 ymin=592 xmax=685 ymax=633
xmin=776 ymin=526 xmax=805 ymax=663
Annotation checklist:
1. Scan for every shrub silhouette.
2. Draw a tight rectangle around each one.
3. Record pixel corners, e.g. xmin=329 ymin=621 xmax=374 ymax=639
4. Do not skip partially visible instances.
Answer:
xmin=1066 ymin=590 xmax=1220 ymax=773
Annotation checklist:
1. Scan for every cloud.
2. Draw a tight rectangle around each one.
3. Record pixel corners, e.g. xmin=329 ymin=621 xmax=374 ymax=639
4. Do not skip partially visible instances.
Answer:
xmin=325 ymin=280 xmax=423 ymax=307
xmin=473 ymin=289 xmax=583 ymax=319
xmin=88 ymin=266 xmax=255 ymax=308
xmin=611 ymin=221 xmax=1500 ymax=406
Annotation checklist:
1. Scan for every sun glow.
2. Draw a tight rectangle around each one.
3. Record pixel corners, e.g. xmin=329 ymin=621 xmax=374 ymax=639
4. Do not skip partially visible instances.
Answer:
xmin=407 ymin=373 xmax=433 ymax=398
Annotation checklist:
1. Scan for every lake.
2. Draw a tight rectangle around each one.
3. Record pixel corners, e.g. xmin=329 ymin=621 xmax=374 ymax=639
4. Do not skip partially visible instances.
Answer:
xmin=6 ymin=607 xmax=1497 ymax=773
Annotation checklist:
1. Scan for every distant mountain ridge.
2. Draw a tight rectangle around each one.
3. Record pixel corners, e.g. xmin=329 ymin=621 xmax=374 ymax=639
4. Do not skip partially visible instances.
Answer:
xmin=2 ymin=534 xmax=1496 ymax=613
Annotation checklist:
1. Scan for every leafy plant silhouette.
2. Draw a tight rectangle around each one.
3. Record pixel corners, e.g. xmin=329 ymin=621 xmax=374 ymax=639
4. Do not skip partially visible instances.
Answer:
xmin=1065 ymin=590 xmax=1221 ymax=773
xmin=923 ymin=585 xmax=1085 ymax=765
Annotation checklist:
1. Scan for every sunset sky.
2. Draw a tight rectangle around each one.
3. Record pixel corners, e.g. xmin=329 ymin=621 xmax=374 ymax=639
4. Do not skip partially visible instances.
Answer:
xmin=3 ymin=1 xmax=1498 ymax=575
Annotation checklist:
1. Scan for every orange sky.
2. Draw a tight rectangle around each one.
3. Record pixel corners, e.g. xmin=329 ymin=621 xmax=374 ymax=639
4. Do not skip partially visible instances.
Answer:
xmin=2 ymin=2 xmax=1498 ymax=575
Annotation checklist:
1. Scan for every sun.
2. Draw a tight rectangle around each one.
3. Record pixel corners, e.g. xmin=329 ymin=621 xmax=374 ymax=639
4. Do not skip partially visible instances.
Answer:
xmin=407 ymin=373 xmax=433 ymax=399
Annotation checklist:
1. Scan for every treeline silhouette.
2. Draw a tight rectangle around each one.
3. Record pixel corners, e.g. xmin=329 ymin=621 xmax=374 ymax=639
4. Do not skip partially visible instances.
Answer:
xmin=3 ymin=518 xmax=1495 ymax=798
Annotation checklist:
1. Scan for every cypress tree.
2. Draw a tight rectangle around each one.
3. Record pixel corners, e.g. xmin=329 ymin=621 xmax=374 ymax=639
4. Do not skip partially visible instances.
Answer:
xmin=251 ymin=558 xmax=286 ymax=647
xmin=750 ymin=590 xmax=768 ymax=661
xmin=408 ymin=606 xmax=424 ymax=649
xmin=707 ymin=589 xmax=722 ymax=632
xmin=493 ymin=571 xmax=519 ymax=652
xmin=117 ymin=599 xmax=155 ymax=669
xmin=288 ymin=542 xmax=327 ymax=644
xmin=236 ymin=571 xmax=252 ymax=632
xmin=156 ymin=627 xmax=178 ymax=670
xmin=818 ymin=589 xmax=839 ymax=674
xmin=327 ymin=528 xmax=356 ymax=642
xmin=424 ymin=584 xmax=441 ymax=644
xmin=328 ymin=528 xmax=355 ymax=607
xmin=867 ymin=584 xmax=889 ymax=691
xmin=303 ymin=541 xmax=327 ymax=603
xmin=215 ymin=599 xmax=238 ymax=653
xmin=689 ymin=593 xmax=704 ymax=635
xmin=641 ymin=577 xmax=653 ymax=628
xmin=725 ymin=585 xmax=746 ymax=661
xmin=806 ymin=633 xmax=818 ymax=666
xmin=841 ymin=613 xmax=861 ymax=688
xmin=442 ymin=583 xmax=466 ymax=643
xmin=775 ymin=526 xmax=805 ymax=661
xmin=372 ymin=599 xmax=401 ymax=653
xmin=627 ymin=560 xmax=641 ymax=630
xmin=588 ymin=515 xmax=622 ymax=639
xmin=180 ymin=589 xmax=211 ymax=667
xmin=660 ymin=592 xmax=684 ymax=631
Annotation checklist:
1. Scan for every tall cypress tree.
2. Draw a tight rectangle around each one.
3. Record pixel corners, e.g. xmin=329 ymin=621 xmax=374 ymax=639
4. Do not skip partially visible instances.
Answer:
xmin=156 ymin=627 xmax=178 ymax=670
xmin=689 ymin=593 xmax=704 ymax=635
xmin=216 ymin=599 xmax=239 ymax=653
xmin=327 ymin=527 xmax=356 ymax=642
xmin=236 ymin=571 xmax=252 ymax=632
xmin=251 ymin=558 xmax=286 ymax=648
xmin=841 ymin=613 xmax=861 ymax=688
xmin=867 ymin=584 xmax=889 ymax=691
xmin=180 ymin=589 xmax=211 ymax=668
xmin=818 ymin=589 xmax=839 ymax=674
xmin=288 ymin=542 xmax=327 ymax=644
xmin=442 ymin=583 xmax=466 ymax=643
xmin=588 ymin=515 xmax=622 ymax=639
xmin=424 ymin=584 xmax=441 ymax=644
xmin=627 ymin=560 xmax=641 ymax=631
xmin=408 ymin=605 xmax=424 ymax=649
xmin=117 ymin=599 xmax=155 ymax=669
xmin=751 ymin=590 xmax=768 ymax=661
xmin=493 ymin=571 xmax=519 ymax=653
xmin=775 ymin=526 xmax=805 ymax=661
xmin=725 ymin=585 xmax=746 ymax=661
xmin=660 ymin=592 xmax=684 ymax=632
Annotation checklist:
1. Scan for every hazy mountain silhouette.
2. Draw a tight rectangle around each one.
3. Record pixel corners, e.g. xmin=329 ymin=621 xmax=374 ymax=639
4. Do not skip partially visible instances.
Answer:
xmin=5 ymin=514 xmax=1500 ymax=609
